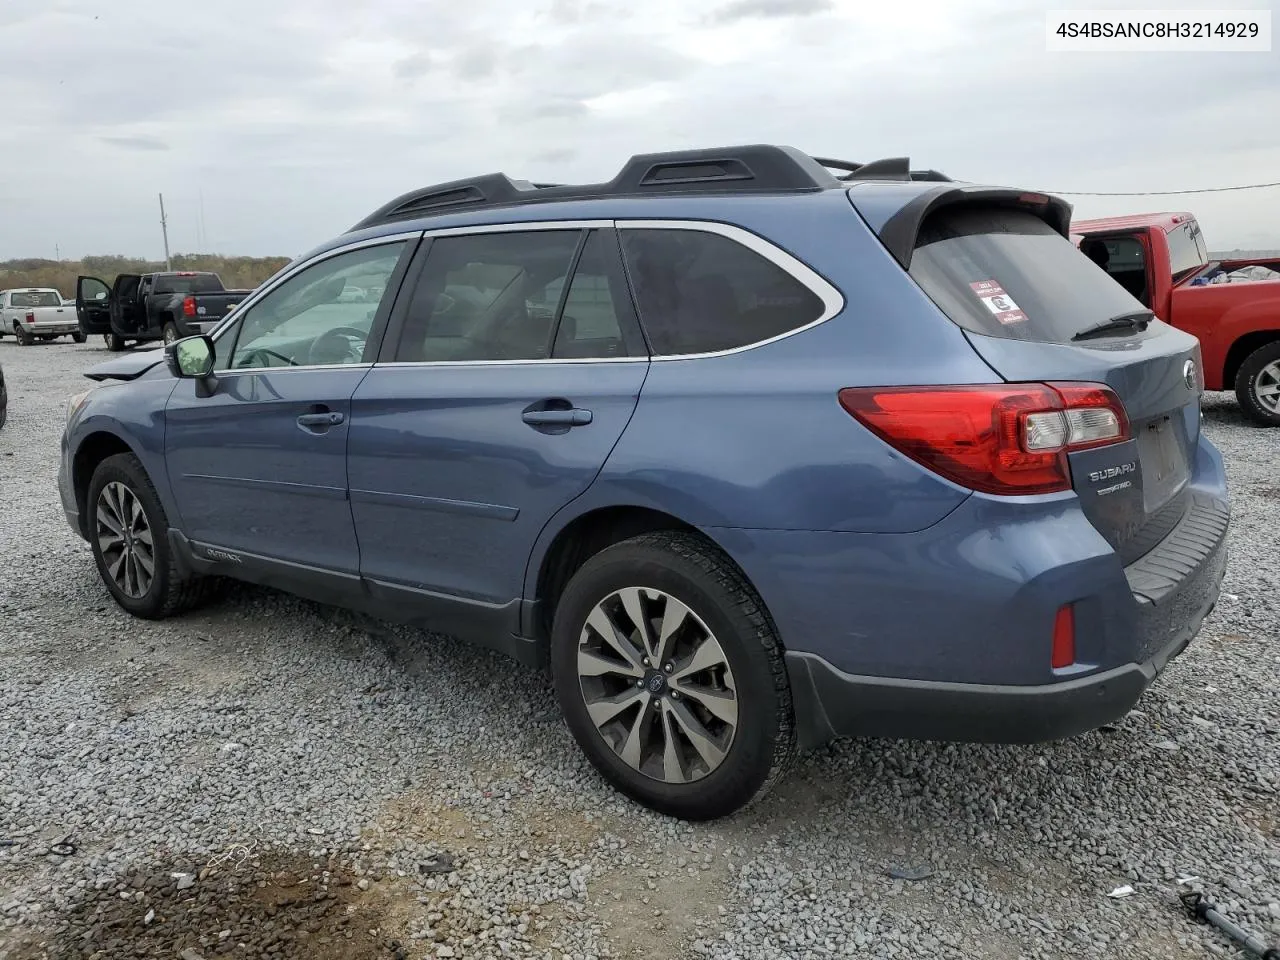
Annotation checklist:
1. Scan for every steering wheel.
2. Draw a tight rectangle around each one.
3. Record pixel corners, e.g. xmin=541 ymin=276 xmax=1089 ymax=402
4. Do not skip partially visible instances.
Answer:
xmin=308 ymin=325 xmax=369 ymax=365
xmin=237 ymin=348 xmax=299 ymax=368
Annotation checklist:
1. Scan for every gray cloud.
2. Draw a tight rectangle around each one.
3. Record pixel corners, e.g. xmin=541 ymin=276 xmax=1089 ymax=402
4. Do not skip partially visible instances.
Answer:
xmin=707 ymin=0 xmax=833 ymax=25
xmin=530 ymin=147 xmax=578 ymax=164
xmin=2 ymin=0 xmax=1277 ymax=260
xmin=392 ymin=52 xmax=433 ymax=81
xmin=98 ymin=135 xmax=169 ymax=151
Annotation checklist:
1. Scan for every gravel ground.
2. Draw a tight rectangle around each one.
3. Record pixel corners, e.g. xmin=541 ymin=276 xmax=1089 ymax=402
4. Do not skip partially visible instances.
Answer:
xmin=0 ymin=338 xmax=1277 ymax=960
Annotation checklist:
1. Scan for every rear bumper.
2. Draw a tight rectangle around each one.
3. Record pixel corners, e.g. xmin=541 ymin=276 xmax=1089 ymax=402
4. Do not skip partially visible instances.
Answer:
xmin=177 ymin=318 xmax=222 ymax=337
xmin=18 ymin=320 xmax=79 ymax=335
xmin=785 ymin=530 xmax=1226 ymax=746
xmin=710 ymin=434 xmax=1230 ymax=750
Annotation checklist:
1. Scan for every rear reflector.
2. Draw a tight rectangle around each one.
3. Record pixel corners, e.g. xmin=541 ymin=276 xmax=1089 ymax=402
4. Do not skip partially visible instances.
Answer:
xmin=837 ymin=382 xmax=1129 ymax=496
xmin=1051 ymin=604 xmax=1076 ymax=669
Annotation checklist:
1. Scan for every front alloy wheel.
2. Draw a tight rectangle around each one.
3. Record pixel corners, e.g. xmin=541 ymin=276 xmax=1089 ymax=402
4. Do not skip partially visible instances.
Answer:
xmin=95 ymin=481 xmax=156 ymax=599
xmin=578 ymin=587 xmax=738 ymax=784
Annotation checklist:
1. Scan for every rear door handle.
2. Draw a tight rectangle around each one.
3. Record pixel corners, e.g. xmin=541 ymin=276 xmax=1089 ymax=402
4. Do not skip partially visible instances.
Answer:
xmin=522 ymin=408 xmax=592 ymax=426
xmin=297 ymin=411 xmax=345 ymax=427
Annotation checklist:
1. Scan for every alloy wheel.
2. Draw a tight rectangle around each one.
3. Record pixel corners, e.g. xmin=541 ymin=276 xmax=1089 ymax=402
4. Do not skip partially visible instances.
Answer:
xmin=1255 ymin=360 xmax=1280 ymax=413
xmin=96 ymin=481 xmax=155 ymax=599
xmin=576 ymin=587 xmax=738 ymax=784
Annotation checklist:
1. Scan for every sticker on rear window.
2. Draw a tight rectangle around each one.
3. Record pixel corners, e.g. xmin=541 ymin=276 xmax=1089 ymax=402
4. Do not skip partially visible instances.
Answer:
xmin=969 ymin=281 xmax=1028 ymax=325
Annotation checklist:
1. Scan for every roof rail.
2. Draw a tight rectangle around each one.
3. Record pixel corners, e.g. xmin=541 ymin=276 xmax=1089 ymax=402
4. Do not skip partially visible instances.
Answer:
xmin=349 ymin=145 xmax=949 ymax=231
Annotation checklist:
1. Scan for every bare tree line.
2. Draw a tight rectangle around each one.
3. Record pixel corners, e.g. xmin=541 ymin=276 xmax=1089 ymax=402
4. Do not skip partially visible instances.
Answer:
xmin=0 ymin=254 xmax=293 ymax=297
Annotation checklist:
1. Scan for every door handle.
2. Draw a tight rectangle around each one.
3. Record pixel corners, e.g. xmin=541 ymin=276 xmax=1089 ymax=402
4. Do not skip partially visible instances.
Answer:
xmin=297 ymin=411 xmax=345 ymax=427
xmin=522 ymin=408 xmax=592 ymax=426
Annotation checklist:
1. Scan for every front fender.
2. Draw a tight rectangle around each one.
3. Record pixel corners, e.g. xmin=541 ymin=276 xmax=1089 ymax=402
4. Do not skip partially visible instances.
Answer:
xmin=68 ymin=376 xmax=180 ymax=528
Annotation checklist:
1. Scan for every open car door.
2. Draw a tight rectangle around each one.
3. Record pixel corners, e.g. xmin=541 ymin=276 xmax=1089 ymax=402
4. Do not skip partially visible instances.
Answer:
xmin=110 ymin=274 xmax=145 ymax=335
xmin=76 ymin=276 xmax=113 ymax=335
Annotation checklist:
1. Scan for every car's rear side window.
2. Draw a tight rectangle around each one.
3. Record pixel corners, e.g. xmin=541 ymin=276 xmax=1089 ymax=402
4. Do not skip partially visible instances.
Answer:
xmin=619 ymin=228 xmax=825 ymax=356
xmin=908 ymin=206 xmax=1148 ymax=344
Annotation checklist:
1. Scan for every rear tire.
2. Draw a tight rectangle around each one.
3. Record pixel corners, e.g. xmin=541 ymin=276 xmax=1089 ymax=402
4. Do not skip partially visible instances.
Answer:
xmin=87 ymin=453 xmax=224 ymax=619
xmin=162 ymin=322 xmax=180 ymax=345
xmin=1234 ymin=340 xmax=1280 ymax=427
xmin=15 ymin=325 xmax=33 ymax=346
xmin=105 ymin=333 xmax=126 ymax=352
xmin=550 ymin=531 xmax=795 ymax=821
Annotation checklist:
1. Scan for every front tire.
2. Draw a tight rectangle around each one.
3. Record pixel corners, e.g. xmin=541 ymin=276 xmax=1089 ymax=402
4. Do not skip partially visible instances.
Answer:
xmin=72 ymin=331 xmax=87 ymax=344
xmin=87 ymin=453 xmax=223 ymax=619
xmin=551 ymin=531 xmax=795 ymax=821
xmin=1235 ymin=340 xmax=1280 ymax=426
xmin=105 ymin=333 xmax=126 ymax=352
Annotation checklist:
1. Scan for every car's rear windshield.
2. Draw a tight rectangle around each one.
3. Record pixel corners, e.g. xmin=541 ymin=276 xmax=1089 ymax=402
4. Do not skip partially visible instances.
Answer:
xmin=154 ymin=274 xmax=223 ymax=295
xmin=1166 ymin=219 xmax=1208 ymax=281
xmin=908 ymin=206 xmax=1148 ymax=344
xmin=8 ymin=290 xmax=63 ymax=308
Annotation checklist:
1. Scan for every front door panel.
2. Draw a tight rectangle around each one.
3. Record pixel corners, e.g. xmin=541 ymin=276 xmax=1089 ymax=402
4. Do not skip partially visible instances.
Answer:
xmin=165 ymin=368 xmax=369 ymax=573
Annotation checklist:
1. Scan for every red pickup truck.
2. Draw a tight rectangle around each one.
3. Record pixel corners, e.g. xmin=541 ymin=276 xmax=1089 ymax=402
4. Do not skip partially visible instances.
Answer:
xmin=1071 ymin=212 xmax=1280 ymax=425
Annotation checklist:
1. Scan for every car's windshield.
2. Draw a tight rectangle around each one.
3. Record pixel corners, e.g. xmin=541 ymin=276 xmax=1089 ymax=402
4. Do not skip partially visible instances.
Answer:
xmin=8 ymin=290 xmax=62 ymax=308
xmin=908 ymin=206 xmax=1151 ymax=344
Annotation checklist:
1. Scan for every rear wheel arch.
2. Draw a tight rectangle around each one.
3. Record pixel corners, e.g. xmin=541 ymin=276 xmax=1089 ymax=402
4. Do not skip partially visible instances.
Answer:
xmin=1222 ymin=329 xmax=1280 ymax=391
xmin=531 ymin=505 xmax=770 ymax=647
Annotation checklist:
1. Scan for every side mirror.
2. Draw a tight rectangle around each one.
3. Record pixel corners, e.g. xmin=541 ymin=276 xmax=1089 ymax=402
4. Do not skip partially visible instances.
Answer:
xmin=165 ymin=335 xmax=218 ymax=395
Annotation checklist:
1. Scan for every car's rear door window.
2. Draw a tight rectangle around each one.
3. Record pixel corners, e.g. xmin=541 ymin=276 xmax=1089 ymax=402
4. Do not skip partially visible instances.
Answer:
xmin=908 ymin=206 xmax=1149 ymax=343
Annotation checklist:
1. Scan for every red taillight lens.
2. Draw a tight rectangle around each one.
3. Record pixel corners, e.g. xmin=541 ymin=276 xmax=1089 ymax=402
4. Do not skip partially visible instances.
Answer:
xmin=25 ymin=311 xmax=34 ymax=323
xmin=182 ymin=296 xmax=196 ymax=317
xmin=1051 ymin=604 xmax=1076 ymax=669
xmin=837 ymin=383 xmax=1129 ymax=496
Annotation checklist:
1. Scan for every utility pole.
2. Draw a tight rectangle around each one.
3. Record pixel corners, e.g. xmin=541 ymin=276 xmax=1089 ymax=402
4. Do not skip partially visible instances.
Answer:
xmin=158 ymin=193 xmax=172 ymax=271
xmin=55 ymin=243 xmax=60 ymax=261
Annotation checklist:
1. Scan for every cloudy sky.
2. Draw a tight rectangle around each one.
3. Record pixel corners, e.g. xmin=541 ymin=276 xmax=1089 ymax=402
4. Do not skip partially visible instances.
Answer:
xmin=3 ymin=0 xmax=1277 ymax=260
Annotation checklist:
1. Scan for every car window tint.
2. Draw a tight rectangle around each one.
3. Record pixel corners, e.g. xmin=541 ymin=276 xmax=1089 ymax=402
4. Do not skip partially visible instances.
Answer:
xmin=222 ymin=241 xmax=407 ymax=370
xmin=552 ymin=230 xmax=640 ymax=359
xmin=619 ymin=228 xmax=825 ymax=355
xmin=909 ymin=207 xmax=1149 ymax=344
xmin=394 ymin=231 xmax=582 ymax=363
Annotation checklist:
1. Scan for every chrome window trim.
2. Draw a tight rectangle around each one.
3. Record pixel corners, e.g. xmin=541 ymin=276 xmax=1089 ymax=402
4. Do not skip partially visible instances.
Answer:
xmin=372 ymin=357 xmax=647 ymax=369
xmin=209 ymin=217 xmax=845 ymax=370
xmin=215 ymin=363 xmax=375 ymax=378
xmin=615 ymin=219 xmax=845 ymax=361
xmin=209 ymin=231 xmax=423 ymax=346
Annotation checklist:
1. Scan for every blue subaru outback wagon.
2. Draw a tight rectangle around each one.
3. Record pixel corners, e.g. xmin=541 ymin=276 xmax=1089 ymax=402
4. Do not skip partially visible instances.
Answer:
xmin=61 ymin=146 xmax=1229 ymax=820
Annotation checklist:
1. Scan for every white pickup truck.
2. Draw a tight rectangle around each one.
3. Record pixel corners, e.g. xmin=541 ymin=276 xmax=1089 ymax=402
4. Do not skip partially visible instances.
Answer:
xmin=0 ymin=288 xmax=86 ymax=345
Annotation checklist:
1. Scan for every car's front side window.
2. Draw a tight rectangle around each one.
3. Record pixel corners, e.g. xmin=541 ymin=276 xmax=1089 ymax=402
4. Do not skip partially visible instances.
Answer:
xmin=220 ymin=241 xmax=408 ymax=370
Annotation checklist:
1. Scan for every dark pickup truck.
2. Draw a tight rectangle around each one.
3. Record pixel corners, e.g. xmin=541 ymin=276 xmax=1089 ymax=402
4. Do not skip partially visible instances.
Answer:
xmin=76 ymin=271 xmax=253 ymax=351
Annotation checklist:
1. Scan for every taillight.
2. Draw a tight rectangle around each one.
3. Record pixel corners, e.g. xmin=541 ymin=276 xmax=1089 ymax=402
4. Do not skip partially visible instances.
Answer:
xmin=1051 ymin=604 xmax=1076 ymax=669
xmin=837 ymin=382 xmax=1129 ymax=496
xmin=182 ymin=296 xmax=196 ymax=317
xmin=25 ymin=311 xmax=34 ymax=324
